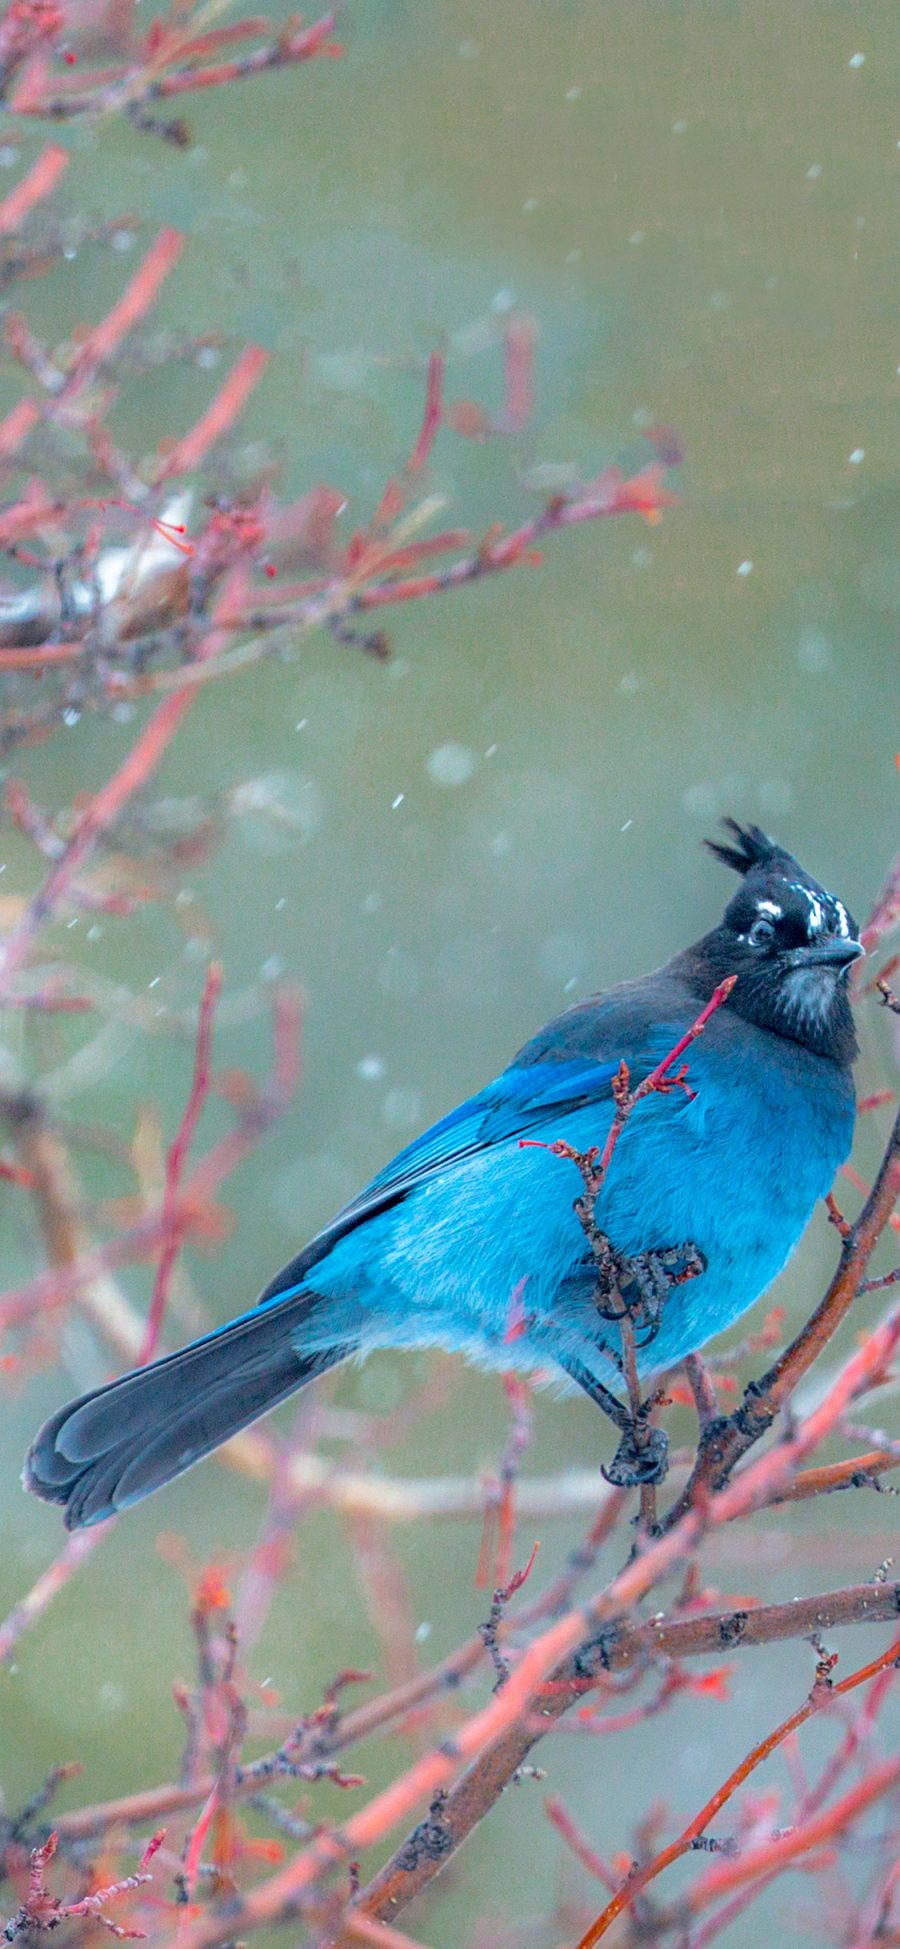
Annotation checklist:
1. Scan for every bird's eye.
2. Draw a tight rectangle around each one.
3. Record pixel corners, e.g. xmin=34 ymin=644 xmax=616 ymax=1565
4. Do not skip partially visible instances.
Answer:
xmin=749 ymin=916 xmax=776 ymax=948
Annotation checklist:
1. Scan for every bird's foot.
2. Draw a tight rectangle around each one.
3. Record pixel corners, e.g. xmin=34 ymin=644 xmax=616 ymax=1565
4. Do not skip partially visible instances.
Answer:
xmin=596 ymin=1240 xmax=706 ymax=1348
xmin=603 ymin=1421 xmax=669 ymax=1488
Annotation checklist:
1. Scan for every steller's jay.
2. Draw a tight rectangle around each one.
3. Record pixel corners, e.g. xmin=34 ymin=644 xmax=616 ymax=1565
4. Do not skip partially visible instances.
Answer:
xmin=26 ymin=820 xmax=863 ymax=1529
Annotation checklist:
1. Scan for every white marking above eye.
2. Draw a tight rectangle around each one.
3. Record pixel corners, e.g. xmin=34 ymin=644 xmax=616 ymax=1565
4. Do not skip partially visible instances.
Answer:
xmin=756 ymin=900 xmax=783 ymax=921
xmin=787 ymin=884 xmax=825 ymax=935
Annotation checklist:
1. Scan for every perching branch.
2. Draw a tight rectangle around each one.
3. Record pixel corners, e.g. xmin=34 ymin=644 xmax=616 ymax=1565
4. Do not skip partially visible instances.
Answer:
xmin=663 ymin=1102 xmax=900 ymax=1531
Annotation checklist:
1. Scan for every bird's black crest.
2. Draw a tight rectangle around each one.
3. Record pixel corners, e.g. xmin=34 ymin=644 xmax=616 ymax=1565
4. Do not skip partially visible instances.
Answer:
xmin=705 ymin=819 xmax=785 ymax=878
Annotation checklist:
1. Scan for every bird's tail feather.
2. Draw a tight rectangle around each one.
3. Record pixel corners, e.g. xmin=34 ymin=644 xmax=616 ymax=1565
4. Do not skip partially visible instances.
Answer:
xmin=25 ymin=1289 xmax=350 ymax=1530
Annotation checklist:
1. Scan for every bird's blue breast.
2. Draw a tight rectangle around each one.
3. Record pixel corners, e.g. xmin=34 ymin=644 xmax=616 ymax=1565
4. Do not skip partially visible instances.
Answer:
xmin=288 ymin=1006 xmax=855 ymax=1387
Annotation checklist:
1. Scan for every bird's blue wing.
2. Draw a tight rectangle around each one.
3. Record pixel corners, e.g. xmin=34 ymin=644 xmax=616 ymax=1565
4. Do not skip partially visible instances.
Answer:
xmin=339 ymin=1057 xmax=620 ymax=1216
xmin=255 ymin=989 xmax=690 ymax=1304
xmin=254 ymin=1057 xmax=624 ymax=1308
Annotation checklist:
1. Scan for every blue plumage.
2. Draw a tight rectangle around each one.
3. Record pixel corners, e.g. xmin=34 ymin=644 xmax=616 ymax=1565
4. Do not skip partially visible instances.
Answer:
xmin=26 ymin=820 xmax=863 ymax=1527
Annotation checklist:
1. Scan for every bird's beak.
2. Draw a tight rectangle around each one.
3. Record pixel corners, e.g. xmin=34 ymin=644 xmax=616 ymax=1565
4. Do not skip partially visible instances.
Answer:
xmin=790 ymin=938 xmax=865 ymax=971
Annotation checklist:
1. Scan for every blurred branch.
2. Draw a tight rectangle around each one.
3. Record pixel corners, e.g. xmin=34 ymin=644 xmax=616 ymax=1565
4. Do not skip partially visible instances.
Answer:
xmin=40 ymin=1577 xmax=900 ymax=1855
xmin=577 ymin=1630 xmax=900 ymax=1944
xmin=4 ymin=5 xmax=342 ymax=144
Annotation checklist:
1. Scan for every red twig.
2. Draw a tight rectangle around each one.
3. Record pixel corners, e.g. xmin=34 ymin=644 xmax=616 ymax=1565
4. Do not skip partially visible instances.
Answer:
xmin=155 ymin=345 xmax=269 ymax=481
xmin=861 ymin=853 xmax=900 ymax=955
xmin=679 ymin=1757 xmax=900 ymax=1920
xmin=3 ymin=1828 xmax=165 ymax=1940
xmin=62 ymin=226 xmax=185 ymax=398
xmin=596 ymin=972 xmax=736 ymax=1180
xmin=349 ymin=464 xmax=678 ymax=616
xmin=0 ymin=566 xmax=247 ymax=992
xmin=545 ymin=1795 xmax=617 ymax=1890
xmin=575 ymin=1632 xmax=900 ymax=1943
xmin=0 ymin=1527 xmax=110 ymax=1664
xmin=0 ymin=978 xmax=301 ymax=1343
xmin=137 ymin=960 xmax=223 ymax=1364
xmin=0 ymin=395 xmax=40 ymax=460
xmin=9 ymin=9 xmax=342 ymax=127
xmin=500 ymin=313 xmax=536 ymax=435
xmin=0 ymin=142 xmax=67 ymax=236
xmin=407 ymin=351 xmax=443 ymax=474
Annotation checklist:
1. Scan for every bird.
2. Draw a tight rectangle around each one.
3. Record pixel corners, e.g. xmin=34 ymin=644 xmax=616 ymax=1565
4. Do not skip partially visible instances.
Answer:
xmin=25 ymin=820 xmax=863 ymax=1530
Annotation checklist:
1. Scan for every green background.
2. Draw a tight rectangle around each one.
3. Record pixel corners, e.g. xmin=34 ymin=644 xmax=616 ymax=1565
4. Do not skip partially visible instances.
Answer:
xmin=0 ymin=3 xmax=897 ymax=1942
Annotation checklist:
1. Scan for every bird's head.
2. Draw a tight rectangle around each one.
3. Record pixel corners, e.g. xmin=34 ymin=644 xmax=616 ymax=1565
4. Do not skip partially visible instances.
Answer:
xmin=693 ymin=819 xmax=863 ymax=1062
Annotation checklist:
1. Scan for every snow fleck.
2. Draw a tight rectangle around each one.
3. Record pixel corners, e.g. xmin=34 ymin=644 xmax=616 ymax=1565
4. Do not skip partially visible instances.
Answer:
xmin=683 ymin=781 xmax=719 ymax=820
xmin=382 ymin=1086 xmax=424 ymax=1131
xmin=391 ymin=792 xmax=405 ymax=810
xmin=797 ymin=628 xmax=831 ymax=672
xmin=357 ymin=1055 xmax=386 ymax=1082
xmin=848 ymin=51 xmax=865 ymax=67
xmin=620 ymin=819 xmax=634 ymax=832
xmin=565 ymin=86 xmax=582 ymax=102
xmin=806 ymin=164 xmax=822 ymax=180
xmin=523 ymin=198 xmax=540 ymax=214
xmin=672 ymin=119 xmax=688 ymax=135
xmin=848 ymin=448 xmax=865 ymax=465
xmin=261 ymin=956 xmax=285 ymax=982
xmin=736 ymin=560 xmax=754 ymax=577
xmin=425 ymin=742 xmax=476 ymax=788
xmin=148 ymin=975 xmax=160 ymax=989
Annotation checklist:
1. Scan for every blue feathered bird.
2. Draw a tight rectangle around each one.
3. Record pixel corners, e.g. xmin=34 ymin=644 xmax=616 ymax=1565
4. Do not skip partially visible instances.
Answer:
xmin=26 ymin=820 xmax=863 ymax=1528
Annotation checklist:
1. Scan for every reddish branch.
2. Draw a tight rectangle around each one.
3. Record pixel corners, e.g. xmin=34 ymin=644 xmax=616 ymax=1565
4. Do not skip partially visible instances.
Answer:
xmin=137 ymin=960 xmax=223 ymax=1364
xmin=0 ymin=142 xmax=67 ymax=236
xmin=155 ymin=346 xmax=268 ymax=481
xmin=42 ymin=1578 xmax=900 ymax=1853
xmin=0 ymin=974 xmax=301 ymax=1352
xmin=7 ymin=8 xmax=342 ymax=138
xmin=577 ymin=1631 xmax=900 ymax=1944
xmin=147 ymin=1306 xmax=900 ymax=1949
xmin=0 ymin=568 xmax=247 ymax=992
xmin=2 ymin=1829 xmax=165 ymax=1941
xmin=62 ymin=226 xmax=185 ymax=398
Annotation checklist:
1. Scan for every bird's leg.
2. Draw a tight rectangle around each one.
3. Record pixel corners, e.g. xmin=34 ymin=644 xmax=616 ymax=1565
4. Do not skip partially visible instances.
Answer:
xmin=563 ymin=1238 xmax=705 ymax=1491
xmin=559 ymin=1353 xmax=669 ymax=1488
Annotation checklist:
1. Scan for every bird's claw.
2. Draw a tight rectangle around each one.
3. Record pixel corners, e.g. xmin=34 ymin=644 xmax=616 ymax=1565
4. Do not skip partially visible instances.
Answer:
xmin=595 ymin=1240 xmax=706 ymax=1346
xmin=602 ymin=1422 xmax=669 ymax=1488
